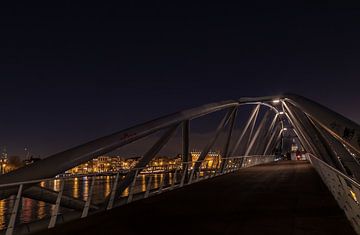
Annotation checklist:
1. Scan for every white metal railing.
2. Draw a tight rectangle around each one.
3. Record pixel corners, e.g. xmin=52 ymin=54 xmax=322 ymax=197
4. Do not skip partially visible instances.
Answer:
xmin=0 ymin=155 xmax=275 ymax=235
xmin=308 ymin=153 xmax=360 ymax=235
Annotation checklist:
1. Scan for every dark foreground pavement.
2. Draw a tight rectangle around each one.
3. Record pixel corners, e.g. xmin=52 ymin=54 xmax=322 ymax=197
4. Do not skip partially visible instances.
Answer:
xmin=37 ymin=161 xmax=356 ymax=235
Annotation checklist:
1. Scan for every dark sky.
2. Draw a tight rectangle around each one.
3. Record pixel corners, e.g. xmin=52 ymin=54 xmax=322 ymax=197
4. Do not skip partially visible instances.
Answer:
xmin=1 ymin=3 xmax=360 ymax=158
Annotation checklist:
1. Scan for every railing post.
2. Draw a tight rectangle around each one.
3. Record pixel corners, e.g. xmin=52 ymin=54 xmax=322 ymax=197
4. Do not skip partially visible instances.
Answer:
xmin=180 ymin=162 xmax=188 ymax=187
xmin=81 ymin=177 xmax=95 ymax=218
xmin=107 ymin=173 xmax=120 ymax=210
xmin=188 ymin=168 xmax=195 ymax=184
xmin=5 ymin=184 xmax=23 ymax=235
xmin=48 ymin=179 xmax=64 ymax=228
xmin=144 ymin=176 xmax=153 ymax=198
xmin=171 ymin=169 xmax=178 ymax=189
xmin=182 ymin=120 xmax=190 ymax=184
xmin=158 ymin=174 xmax=165 ymax=193
xmin=196 ymin=170 xmax=200 ymax=182
xmin=127 ymin=169 xmax=139 ymax=203
xmin=237 ymin=158 xmax=242 ymax=169
xmin=221 ymin=159 xmax=228 ymax=174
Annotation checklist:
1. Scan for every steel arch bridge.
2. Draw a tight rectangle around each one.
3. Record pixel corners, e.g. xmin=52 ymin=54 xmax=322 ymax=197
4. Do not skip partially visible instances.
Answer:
xmin=1 ymin=93 xmax=360 ymax=235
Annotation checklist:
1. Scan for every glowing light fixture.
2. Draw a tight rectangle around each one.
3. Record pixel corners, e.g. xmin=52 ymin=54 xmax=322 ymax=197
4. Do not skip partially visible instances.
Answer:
xmin=272 ymin=99 xmax=280 ymax=104
xmin=350 ymin=190 xmax=359 ymax=204
xmin=279 ymin=111 xmax=284 ymax=115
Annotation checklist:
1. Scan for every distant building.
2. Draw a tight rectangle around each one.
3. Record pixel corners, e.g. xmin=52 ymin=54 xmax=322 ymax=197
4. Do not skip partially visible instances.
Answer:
xmin=0 ymin=147 xmax=8 ymax=174
xmin=66 ymin=155 xmax=140 ymax=175
xmin=190 ymin=150 xmax=222 ymax=168
xmin=65 ymin=151 xmax=222 ymax=175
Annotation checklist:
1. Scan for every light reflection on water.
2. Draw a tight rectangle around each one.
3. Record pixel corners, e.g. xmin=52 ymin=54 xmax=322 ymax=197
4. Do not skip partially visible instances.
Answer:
xmin=0 ymin=173 xmax=175 ymax=230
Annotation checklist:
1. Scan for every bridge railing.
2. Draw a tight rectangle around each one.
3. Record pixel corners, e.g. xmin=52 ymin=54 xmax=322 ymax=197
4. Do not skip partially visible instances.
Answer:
xmin=0 ymin=155 xmax=275 ymax=235
xmin=308 ymin=153 xmax=360 ymax=235
xmin=113 ymin=155 xmax=276 ymax=207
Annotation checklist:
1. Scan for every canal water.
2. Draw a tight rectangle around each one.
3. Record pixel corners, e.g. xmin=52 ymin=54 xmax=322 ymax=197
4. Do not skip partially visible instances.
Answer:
xmin=0 ymin=173 xmax=177 ymax=230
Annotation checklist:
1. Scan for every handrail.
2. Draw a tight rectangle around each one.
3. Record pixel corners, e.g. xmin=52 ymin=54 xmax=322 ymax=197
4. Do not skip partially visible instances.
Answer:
xmin=308 ymin=153 xmax=360 ymax=234
xmin=308 ymin=153 xmax=360 ymax=189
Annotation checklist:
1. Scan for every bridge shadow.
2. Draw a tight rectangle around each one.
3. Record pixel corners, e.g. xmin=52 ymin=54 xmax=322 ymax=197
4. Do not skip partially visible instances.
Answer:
xmin=36 ymin=161 xmax=356 ymax=235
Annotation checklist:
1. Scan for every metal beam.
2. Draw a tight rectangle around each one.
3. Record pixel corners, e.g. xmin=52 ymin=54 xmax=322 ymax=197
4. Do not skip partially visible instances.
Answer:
xmin=222 ymin=108 xmax=238 ymax=158
xmin=263 ymin=124 xmax=281 ymax=155
xmin=285 ymin=101 xmax=344 ymax=169
xmin=245 ymin=110 xmax=271 ymax=156
xmin=0 ymin=101 xmax=240 ymax=185
xmin=229 ymin=105 xmax=260 ymax=156
xmin=182 ymin=120 xmax=190 ymax=183
xmin=245 ymin=107 xmax=260 ymax=152
xmin=282 ymin=102 xmax=322 ymax=157
xmin=257 ymin=113 xmax=279 ymax=154
xmin=193 ymin=108 xmax=236 ymax=172
xmin=3 ymin=93 xmax=360 ymax=193
xmin=220 ymin=108 xmax=238 ymax=172
xmin=107 ymin=124 xmax=180 ymax=206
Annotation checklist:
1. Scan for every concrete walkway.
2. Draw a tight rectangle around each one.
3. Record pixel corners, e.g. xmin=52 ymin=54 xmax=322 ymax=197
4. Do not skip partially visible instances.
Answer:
xmin=37 ymin=161 xmax=356 ymax=235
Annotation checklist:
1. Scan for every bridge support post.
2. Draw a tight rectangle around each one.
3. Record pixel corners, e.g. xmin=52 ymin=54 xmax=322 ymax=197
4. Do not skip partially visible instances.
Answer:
xmin=158 ymin=174 xmax=165 ymax=193
xmin=144 ymin=176 xmax=152 ymax=198
xmin=110 ymin=124 xmax=179 ymax=204
xmin=171 ymin=169 xmax=178 ymax=189
xmin=182 ymin=120 xmax=190 ymax=184
xmin=180 ymin=162 xmax=188 ymax=187
xmin=194 ymin=108 xmax=236 ymax=174
xmin=81 ymin=176 xmax=95 ymax=218
xmin=229 ymin=105 xmax=260 ymax=157
xmin=196 ymin=170 xmax=200 ymax=182
xmin=220 ymin=109 xmax=237 ymax=173
xmin=5 ymin=184 xmax=23 ymax=235
xmin=255 ymin=113 xmax=278 ymax=154
xmin=48 ymin=179 xmax=64 ymax=228
xmin=107 ymin=173 xmax=120 ymax=210
xmin=188 ymin=168 xmax=195 ymax=184
xmin=245 ymin=106 xmax=260 ymax=152
xmin=245 ymin=110 xmax=271 ymax=156
xmin=127 ymin=169 xmax=139 ymax=203
xmin=263 ymin=125 xmax=281 ymax=155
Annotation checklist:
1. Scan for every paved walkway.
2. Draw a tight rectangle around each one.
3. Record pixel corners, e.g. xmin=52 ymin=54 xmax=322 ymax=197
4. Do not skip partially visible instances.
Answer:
xmin=38 ymin=161 xmax=356 ymax=235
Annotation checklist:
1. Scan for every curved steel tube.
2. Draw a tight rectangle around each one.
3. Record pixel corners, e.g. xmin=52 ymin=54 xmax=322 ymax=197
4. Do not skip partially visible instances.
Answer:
xmin=1 ymin=93 xmax=359 ymax=185
xmin=0 ymin=99 xmax=273 ymax=184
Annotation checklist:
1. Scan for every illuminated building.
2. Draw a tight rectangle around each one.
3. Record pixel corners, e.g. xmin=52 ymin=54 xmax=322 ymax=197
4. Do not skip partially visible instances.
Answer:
xmin=147 ymin=156 xmax=182 ymax=171
xmin=66 ymin=156 xmax=139 ymax=175
xmin=66 ymin=151 xmax=222 ymax=175
xmin=0 ymin=147 xmax=7 ymax=174
xmin=189 ymin=150 xmax=222 ymax=169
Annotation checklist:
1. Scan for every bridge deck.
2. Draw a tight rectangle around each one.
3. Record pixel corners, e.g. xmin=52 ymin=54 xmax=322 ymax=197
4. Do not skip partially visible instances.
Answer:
xmin=38 ymin=161 xmax=356 ymax=235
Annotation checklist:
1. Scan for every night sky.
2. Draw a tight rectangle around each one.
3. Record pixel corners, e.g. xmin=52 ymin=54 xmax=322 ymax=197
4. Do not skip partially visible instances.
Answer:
xmin=1 ymin=3 xmax=360 ymax=158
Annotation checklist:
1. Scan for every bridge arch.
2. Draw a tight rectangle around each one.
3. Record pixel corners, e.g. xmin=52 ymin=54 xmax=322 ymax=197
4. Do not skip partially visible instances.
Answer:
xmin=1 ymin=93 xmax=360 ymax=235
